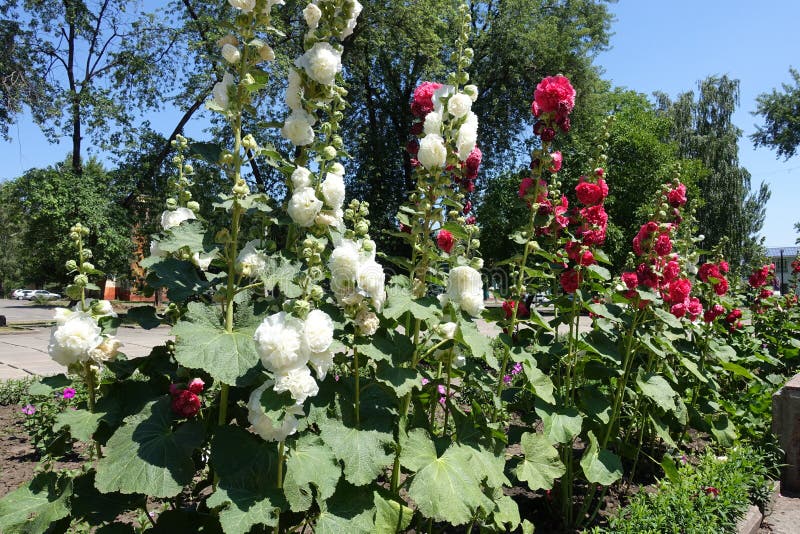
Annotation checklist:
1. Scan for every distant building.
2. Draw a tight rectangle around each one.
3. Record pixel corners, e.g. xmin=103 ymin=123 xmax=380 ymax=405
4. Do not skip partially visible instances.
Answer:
xmin=766 ymin=246 xmax=799 ymax=293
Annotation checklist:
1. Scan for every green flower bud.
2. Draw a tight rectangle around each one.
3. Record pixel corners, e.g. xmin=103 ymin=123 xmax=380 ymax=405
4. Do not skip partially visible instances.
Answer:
xmin=355 ymin=220 xmax=369 ymax=236
xmin=331 ymin=135 xmax=344 ymax=149
xmin=233 ymin=179 xmax=250 ymax=197
xmin=321 ymin=146 xmax=337 ymax=160
xmin=309 ymin=285 xmax=324 ymax=301
xmin=302 ymin=247 xmax=313 ymax=258
xmin=69 ymin=232 xmax=80 ymax=241
xmin=166 ymin=198 xmax=178 ymax=208
xmin=187 ymin=201 xmax=200 ymax=212
xmin=81 ymin=262 xmax=94 ymax=272
xmin=293 ymin=299 xmax=311 ymax=317
xmin=362 ymin=239 xmax=375 ymax=252
xmin=82 ymin=249 xmax=93 ymax=259
xmin=65 ymin=260 xmax=78 ymax=272
xmin=183 ymin=163 xmax=194 ymax=174
xmin=308 ymin=266 xmax=323 ymax=280
xmin=242 ymin=134 xmax=258 ymax=151
xmin=470 ymin=239 xmax=480 ymax=249
xmin=74 ymin=273 xmax=89 ymax=287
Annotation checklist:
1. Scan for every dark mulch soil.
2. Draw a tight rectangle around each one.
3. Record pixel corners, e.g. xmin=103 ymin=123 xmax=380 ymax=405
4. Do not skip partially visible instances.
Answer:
xmin=0 ymin=403 xmax=88 ymax=498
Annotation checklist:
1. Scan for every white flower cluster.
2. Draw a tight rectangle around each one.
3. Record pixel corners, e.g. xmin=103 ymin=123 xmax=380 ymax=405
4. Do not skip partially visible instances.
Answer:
xmin=329 ymin=239 xmax=386 ymax=316
xmin=440 ymin=265 xmax=484 ymax=317
xmin=247 ymin=380 xmax=303 ymax=442
xmin=236 ymin=240 xmax=269 ymax=277
xmin=417 ymin=85 xmax=480 ymax=170
xmin=49 ymin=300 xmax=122 ymax=367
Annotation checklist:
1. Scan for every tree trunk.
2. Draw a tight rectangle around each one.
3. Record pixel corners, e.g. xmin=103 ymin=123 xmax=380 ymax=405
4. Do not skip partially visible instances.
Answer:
xmin=65 ymin=0 xmax=82 ymax=175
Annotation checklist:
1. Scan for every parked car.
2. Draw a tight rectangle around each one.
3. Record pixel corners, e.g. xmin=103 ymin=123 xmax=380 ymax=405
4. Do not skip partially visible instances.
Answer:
xmin=13 ymin=289 xmax=34 ymax=300
xmin=27 ymin=290 xmax=61 ymax=301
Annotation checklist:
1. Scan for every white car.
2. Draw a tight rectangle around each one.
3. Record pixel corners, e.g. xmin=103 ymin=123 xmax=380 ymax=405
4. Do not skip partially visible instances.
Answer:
xmin=12 ymin=289 xmax=34 ymax=300
xmin=27 ymin=290 xmax=61 ymax=301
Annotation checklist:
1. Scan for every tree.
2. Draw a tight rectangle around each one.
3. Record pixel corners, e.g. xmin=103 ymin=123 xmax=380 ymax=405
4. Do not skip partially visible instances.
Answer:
xmin=10 ymin=158 xmax=132 ymax=287
xmin=658 ymin=76 xmax=769 ymax=268
xmin=0 ymin=181 xmax=26 ymax=294
xmin=751 ymin=68 xmax=800 ymax=160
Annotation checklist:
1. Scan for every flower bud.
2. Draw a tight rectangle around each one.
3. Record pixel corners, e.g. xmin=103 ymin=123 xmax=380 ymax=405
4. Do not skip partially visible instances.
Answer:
xmin=293 ymin=300 xmax=311 ymax=317
xmin=355 ymin=220 xmax=369 ymax=235
xmin=65 ymin=260 xmax=78 ymax=272
xmin=74 ymin=274 xmax=89 ymax=287
xmin=362 ymin=239 xmax=375 ymax=252
xmin=309 ymin=285 xmax=324 ymax=301
xmin=242 ymin=73 xmax=255 ymax=86
xmin=471 ymin=257 xmax=484 ymax=270
xmin=166 ymin=198 xmax=178 ymax=208
xmin=233 ymin=179 xmax=250 ymax=197
xmin=242 ymin=134 xmax=258 ymax=151
xmin=187 ymin=201 xmax=200 ymax=212
xmin=308 ymin=266 xmax=323 ymax=280
xmin=81 ymin=262 xmax=94 ymax=272
xmin=69 ymin=232 xmax=80 ymax=241
xmin=470 ymin=239 xmax=480 ymax=249
xmin=331 ymin=135 xmax=344 ymax=149
xmin=321 ymin=146 xmax=337 ymax=160
xmin=82 ymin=249 xmax=93 ymax=259
xmin=258 ymin=44 xmax=275 ymax=61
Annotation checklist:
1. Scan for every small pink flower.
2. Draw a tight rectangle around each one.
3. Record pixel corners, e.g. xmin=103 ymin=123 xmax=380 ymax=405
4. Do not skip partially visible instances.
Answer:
xmin=61 ymin=387 xmax=76 ymax=400
xmin=437 ymin=384 xmax=446 ymax=395
xmin=187 ymin=378 xmax=205 ymax=395
xmin=503 ymin=375 xmax=512 ymax=384
xmin=22 ymin=404 xmax=36 ymax=415
xmin=438 ymin=396 xmax=447 ymax=406
xmin=421 ymin=377 xmax=430 ymax=386
xmin=511 ymin=362 xmax=523 ymax=375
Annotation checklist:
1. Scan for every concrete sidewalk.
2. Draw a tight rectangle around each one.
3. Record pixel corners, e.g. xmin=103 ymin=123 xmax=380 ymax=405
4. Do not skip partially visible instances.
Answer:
xmin=0 ymin=326 xmax=172 ymax=380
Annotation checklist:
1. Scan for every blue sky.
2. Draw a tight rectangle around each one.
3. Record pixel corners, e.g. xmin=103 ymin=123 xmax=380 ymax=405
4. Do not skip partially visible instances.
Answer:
xmin=1 ymin=1 xmax=798 ymax=245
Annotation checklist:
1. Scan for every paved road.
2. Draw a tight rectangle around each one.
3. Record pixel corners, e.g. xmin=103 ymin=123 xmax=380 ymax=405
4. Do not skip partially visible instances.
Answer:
xmin=0 ymin=299 xmax=172 ymax=380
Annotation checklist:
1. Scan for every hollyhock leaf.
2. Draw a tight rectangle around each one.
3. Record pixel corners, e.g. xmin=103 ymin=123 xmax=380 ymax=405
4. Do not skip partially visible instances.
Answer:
xmin=146 ymin=258 xmax=209 ymax=301
xmin=441 ymin=221 xmax=470 ymax=240
xmin=459 ymin=444 xmax=509 ymax=489
xmin=649 ymin=414 xmax=677 ymax=448
xmin=95 ymin=398 xmax=205 ymax=498
xmin=514 ymin=432 xmax=565 ymax=491
xmin=399 ymin=428 xmax=437 ymax=472
xmin=374 ymin=492 xmax=414 ymax=533
xmin=208 ymin=427 xmax=286 ymax=533
xmin=28 ymin=374 xmax=72 ymax=396
xmin=585 ymin=264 xmax=611 ymax=281
xmin=260 ymin=255 xmax=303 ymax=298
xmin=53 ymin=409 xmax=102 ymax=442
xmin=283 ymin=435 xmax=341 ymax=512
xmin=491 ymin=493 xmax=521 ymax=532
xmin=356 ymin=330 xmax=414 ymax=363
xmin=406 ymin=443 xmax=494 ymax=525
xmin=171 ymin=302 xmax=260 ymax=387
xmin=70 ymin=471 xmax=143 ymax=526
xmin=580 ymin=431 xmax=622 ymax=486
xmin=315 ymin=481 xmax=375 ymax=534
xmin=535 ymin=399 xmax=582 ymax=444
xmin=709 ymin=414 xmax=737 ymax=446
xmin=189 ymin=141 xmax=223 ymax=164
xmin=653 ymin=308 xmax=682 ymax=329
xmin=319 ymin=419 xmax=393 ymax=486
xmin=158 ymin=220 xmax=208 ymax=253
xmin=678 ymin=356 xmax=709 ymax=384
xmin=512 ymin=349 xmax=554 ymax=404
xmin=586 ymin=303 xmax=620 ymax=320
xmin=383 ymin=286 xmax=440 ymax=322
xmin=126 ymin=305 xmax=162 ymax=330
xmin=375 ymin=362 xmax=420 ymax=398
xmin=147 ymin=509 xmax=222 ymax=532
xmin=708 ymin=339 xmax=737 ymax=361
xmin=660 ymin=453 xmax=681 ymax=484
xmin=578 ymin=386 xmax=612 ymax=425
xmin=635 ymin=371 xmax=677 ymax=413
xmin=0 ymin=472 xmax=72 ymax=533
xmin=457 ymin=315 xmax=494 ymax=364
xmin=719 ymin=360 xmax=754 ymax=379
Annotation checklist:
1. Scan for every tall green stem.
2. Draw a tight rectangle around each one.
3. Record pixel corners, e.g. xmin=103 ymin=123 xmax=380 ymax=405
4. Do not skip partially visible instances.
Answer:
xmin=353 ymin=346 xmax=360 ymax=428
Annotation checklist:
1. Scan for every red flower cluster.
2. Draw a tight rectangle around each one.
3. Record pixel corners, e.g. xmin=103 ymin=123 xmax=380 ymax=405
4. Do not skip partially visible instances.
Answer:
xmin=575 ymin=175 xmax=608 ymax=206
xmin=792 ymin=258 xmax=800 ymax=274
xmin=698 ymin=261 xmax=729 ymax=296
xmin=170 ymin=378 xmax=204 ymax=418
xmin=748 ymin=264 xmax=775 ymax=288
xmin=532 ymin=75 xmax=575 ymax=121
xmin=560 ymin=268 xmax=582 ymax=294
xmin=703 ymin=303 xmax=725 ymax=323
xmin=725 ymin=308 xmax=743 ymax=330
xmin=559 ymin=174 xmax=608 ymax=294
xmin=632 ymin=221 xmax=674 ymax=258
xmin=502 ymin=300 xmax=530 ymax=320
xmin=410 ymin=81 xmax=442 ymax=118
xmin=667 ymin=183 xmax=687 ymax=207
xmin=437 ymin=229 xmax=455 ymax=254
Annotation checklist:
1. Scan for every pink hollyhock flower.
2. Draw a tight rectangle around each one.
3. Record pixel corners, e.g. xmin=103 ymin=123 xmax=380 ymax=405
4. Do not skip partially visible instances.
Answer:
xmin=188 ymin=378 xmax=205 ymax=395
xmin=713 ymin=277 xmax=729 ymax=296
xmin=462 ymin=200 xmax=472 ymax=214
xmin=421 ymin=377 xmax=429 ymax=386
xmin=411 ymin=81 xmax=442 ymax=117
xmin=553 ymin=197 xmax=570 ymax=229
xmin=533 ymin=75 xmax=576 ymax=115
xmin=636 ymin=263 xmax=659 ymax=289
xmin=667 ymin=278 xmax=692 ymax=304
xmin=560 ymin=269 xmax=581 ymax=294
xmin=575 ymin=178 xmax=605 ymax=206
xmin=465 ymin=215 xmax=476 ymax=225
xmin=518 ymin=177 xmax=536 ymax=198
xmin=436 ymin=230 xmax=455 ymax=254
xmin=686 ymin=297 xmax=703 ymax=321
xmin=670 ymin=302 xmax=686 ymax=318
xmin=654 ymin=234 xmax=672 ymax=256
xmin=61 ymin=387 xmax=76 ymax=400
xmin=667 ymin=183 xmax=687 ymax=207
xmin=171 ymin=390 xmax=201 ymax=418
xmin=698 ymin=263 xmax=721 ymax=283
xmin=549 ymin=151 xmax=562 ymax=173
xmin=531 ymin=100 xmax=541 ymax=117
xmin=622 ymin=272 xmax=639 ymax=290
xmin=662 ymin=260 xmax=680 ymax=283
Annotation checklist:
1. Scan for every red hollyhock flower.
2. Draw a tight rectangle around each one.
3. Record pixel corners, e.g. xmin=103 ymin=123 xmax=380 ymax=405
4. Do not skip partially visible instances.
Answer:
xmin=725 ymin=309 xmax=742 ymax=323
xmin=540 ymin=127 xmax=556 ymax=142
xmin=436 ymin=230 xmax=455 ymax=253
xmin=713 ymin=277 xmax=729 ymax=296
xmin=549 ymin=151 xmax=563 ymax=173
xmin=502 ymin=300 xmax=530 ymax=320
xmin=560 ymin=269 xmax=581 ymax=293
xmin=704 ymin=304 xmax=725 ymax=323
xmin=759 ymin=288 xmax=773 ymax=300
xmin=575 ymin=177 xmax=608 ymax=206
xmin=578 ymin=250 xmax=595 ymax=266
xmin=698 ymin=263 xmax=721 ymax=283
xmin=171 ymin=390 xmax=201 ymax=418
xmin=519 ymin=177 xmax=536 ymax=198
xmin=411 ymin=81 xmax=442 ymax=117
xmin=406 ymin=139 xmax=419 ymax=155
xmin=662 ymin=260 xmax=680 ymax=283
xmin=409 ymin=121 xmax=424 ymax=135
xmin=654 ymin=234 xmax=672 ymax=256
xmin=792 ymin=258 xmax=800 ymax=274
xmin=666 ymin=278 xmax=692 ymax=304
xmin=169 ymin=383 xmax=182 ymax=396
xmin=557 ymin=115 xmax=571 ymax=133
xmin=718 ymin=260 xmax=729 ymax=273
xmin=670 ymin=302 xmax=686 ymax=318
xmin=748 ymin=264 xmax=774 ymax=288
xmin=622 ymin=272 xmax=639 ymax=290
xmin=465 ymin=147 xmax=482 ymax=176
xmin=704 ymin=486 xmax=720 ymax=498
xmin=581 ymin=205 xmax=608 ymax=227
xmin=636 ymin=263 xmax=659 ymax=289
xmin=667 ymin=183 xmax=687 ymax=207
xmin=188 ymin=378 xmax=205 ymax=394
xmin=399 ymin=222 xmax=412 ymax=234
xmin=462 ymin=200 xmax=472 ymax=214
xmin=465 ymin=215 xmax=476 ymax=225
xmin=686 ymin=297 xmax=703 ymax=321
xmin=533 ymin=75 xmax=576 ymax=115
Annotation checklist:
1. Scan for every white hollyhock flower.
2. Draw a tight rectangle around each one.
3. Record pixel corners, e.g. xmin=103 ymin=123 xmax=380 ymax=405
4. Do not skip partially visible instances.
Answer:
xmin=447 ymin=93 xmax=472 ymax=118
xmin=432 ymin=84 xmax=455 ymax=113
xmin=160 ymin=207 xmax=196 ymax=230
xmin=254 ymin=312 xmax=308 ymax=373
xmin=355 ymin=309 xmax=379 ymax=336
xmin=303 ymin=309 xmax=334 ymax=354
xmin=274 ymin=366 xmax=319 ymax=404
xmin=463 ymin=84 xmax=479 ymax=102
xmin=237 ymin=240 xmax=268 ymax=277
xmin=291 ymin=166 xmax=312 ymax=189
xmin=438 ymin=322 xmax=457 ymax=340
xmin=447 ymin=265 xmax=484 ymax=317
xmin=48 ymin=313 xmax=103 ymax=367
xmin=423 ymin=111 xmax=442 ymax=135
xmin=417 ymin=134 xmax=447 ymax=169
xmin=460 ymin=292 xmax=485 ymax=317
xmin=88 ymin=336 xmax=122 ymax=362
xmin=287 ymin=187 xmax=323 ymax=227
xmin=457 ymin=122 xmax=478 ymax=161
xmin=228 ymin=0 xmax=255 ymax=12
xmin=329 ymin=240 xmax=361 ymax=282
xmin=303 ymin=3 xmax=322 ymax=28
xmin=308 ymin=349 xmax=334 ymax=380
xmin=192 ymin=250 xmax=216 ymax=271
xmin=282 ymin=110 xmax=315 ymax=146
xmin=54 ymin=308 xmax=75 ymax=325
xmin=315 ymin=210 xmax=341 ymax=227
xmin=329 ymin=162 xmax=345 ymax=175
xmin=221 ymin=43 xmax=241 ymax=64
xmin=285 ymin=69 xmax=303 ymax=111
xmin=297 ymin=42 xmax=342 ymax=86
xmin=321 ymin=172 xmax=345 ymax=209
xmin=212 ymin=72 xmax=235 ymax=109
xmin=247 ymin=381 xmax=303 ymax=442
xmin=340 ymin=0 xmax=363 ymax=39
xmin=357 ymin=259 xmax=386 ymax=310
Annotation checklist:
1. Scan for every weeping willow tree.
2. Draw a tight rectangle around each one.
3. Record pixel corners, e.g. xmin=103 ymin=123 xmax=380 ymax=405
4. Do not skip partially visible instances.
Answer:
xmin=657 ymin=76 xmax=770 ymax=269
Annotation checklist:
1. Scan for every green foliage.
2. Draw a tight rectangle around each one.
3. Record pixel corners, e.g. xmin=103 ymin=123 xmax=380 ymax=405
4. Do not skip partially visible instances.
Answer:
xmin=21 ymin=376 xmax=86 ymax=456
xmin=0 ymin=376 xmax=35 ymax=405
xmin=752 ymin=68 xmax=800 ymax=160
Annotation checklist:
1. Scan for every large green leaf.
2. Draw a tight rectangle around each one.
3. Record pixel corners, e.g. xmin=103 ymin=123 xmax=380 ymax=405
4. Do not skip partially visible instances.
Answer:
xmin=315 ymin=481 xmax=375 ymax=534
xmin=70 ymin=471 xmax=143 ymax=526
xmin=460 ymin=444 xmax=510 ymax=489
xmin=383 ymin=285 xmax=440 ymax=322
xmin=514 ymin=432 xmax=565 ymax=491
xmin=53 ymin=408 xmax=102 ymax=442
xmin=283 ymin=435 xmax=341 ymax=512
xmin=398 ymin=427 xmax=437 ymax=472
xmin=535 ymin=400 xmax=583 ymax=444
xmin=27 ymin=374 xmax=72 ymax=396
xmin=95 ymin=398 xmax=205 ymax=498
xmin=146 ymin=257 xmax=209 ymax=301
xmin=490 ymin=492 xmax=521 ymax=532
xmin=457 ymin=315 xmax=494 ymax=363
xmin=171 ymin=302 xmax=260 ymax=386
xmin=579 ymin=431 xmax=622 ymax=486
xmin=356 ymin=329 xmax=414 ymax=364
xmin=636 ymin=371 xmax=677 ymax=413
xmin=158 ymin=220 xmax=208 ymax=253
xmin=126 ymin=305 xmax=162 ymax=330
xmin=515 ymin=349 xmax=555 ymax=404
xmin=207 ymin=427 xmax=285 ymax=533
xmin=319 ymin=419 xmax=393 ymax=486
xmin=374 ymin=492 xmax=414 ymax=534
xmin=0 ymin=472 xmax=72 ymax=534
xmin=375 ymin=361 xmax=420 ymax=397
xmin=406 ymin=439 xmax=494 ymax=525
xmin=260 ymin=255 xmax=302 ymax=298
